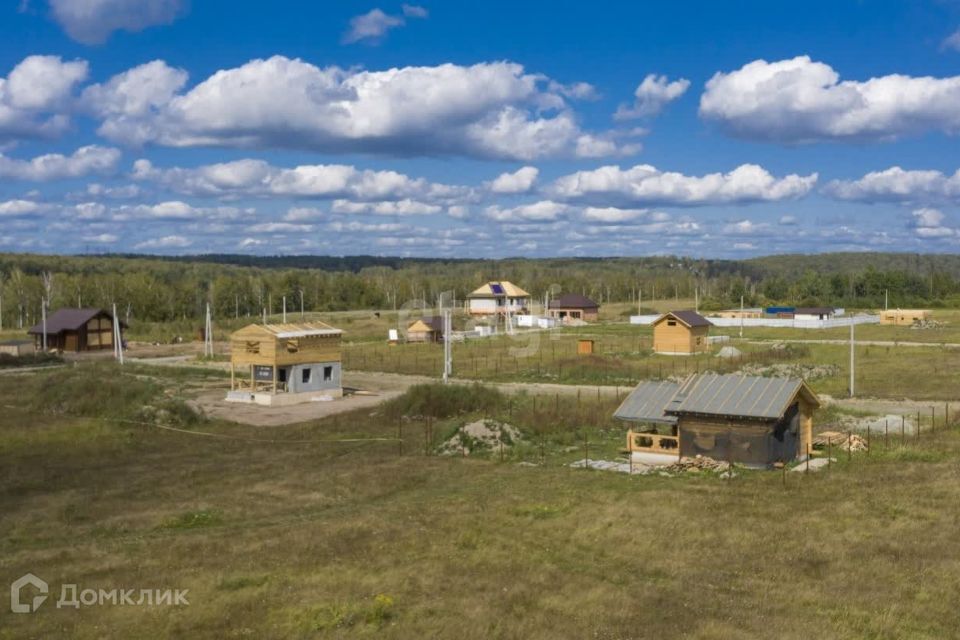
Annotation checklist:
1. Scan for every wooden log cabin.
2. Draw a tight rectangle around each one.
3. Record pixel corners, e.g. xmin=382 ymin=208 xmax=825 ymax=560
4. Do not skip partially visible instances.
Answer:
xmin=652 ymin=310 xmax=711 ymax=355
xmin=227 ymin=322 xmax=343 ymax=406
xmin=27 ymin=308 xmax=124 ymax=352
xmin=614 ymin=373 xmax=820 ymax=467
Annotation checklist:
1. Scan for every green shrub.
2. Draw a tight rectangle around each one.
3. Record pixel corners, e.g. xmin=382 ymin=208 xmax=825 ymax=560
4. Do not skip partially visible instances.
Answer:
xmin=0 ymin=352 xmax=63 ymax=369
xmin=382 ymin=383 xmax=506 ymax=419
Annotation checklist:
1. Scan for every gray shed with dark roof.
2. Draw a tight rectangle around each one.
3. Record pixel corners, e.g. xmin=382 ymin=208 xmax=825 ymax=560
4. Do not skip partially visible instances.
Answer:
xmin=615 ymin=373 xmax=820 ymax=466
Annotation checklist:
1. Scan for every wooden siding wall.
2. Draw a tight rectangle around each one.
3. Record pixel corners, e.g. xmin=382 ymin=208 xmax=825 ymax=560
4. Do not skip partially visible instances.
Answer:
xmin=231 ymin=334 xmax=341 ymax=367
xmin=653 ymin=321 xmax=710 ymax=354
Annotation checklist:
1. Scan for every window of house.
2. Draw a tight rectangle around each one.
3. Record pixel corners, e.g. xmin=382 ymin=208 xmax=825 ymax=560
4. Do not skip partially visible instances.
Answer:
xmin=696 ymin=337 xmax=702 ymax=345
xmin=323 ymin=366 xmax=333 ymax=381
xmin=286 ymin=339 xmax=299 ymax=353
xmin=245 ymin=341 xmax=260 ymax=354
xmin=667 ymin=320 xmax=677 ymax=326
xmin=302 ymin=368 xmax=311 ymax=384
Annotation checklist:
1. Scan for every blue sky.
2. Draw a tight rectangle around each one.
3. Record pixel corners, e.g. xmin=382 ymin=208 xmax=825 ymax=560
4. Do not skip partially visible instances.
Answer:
xmin=2 ymin=0 xmax=960 ymax=258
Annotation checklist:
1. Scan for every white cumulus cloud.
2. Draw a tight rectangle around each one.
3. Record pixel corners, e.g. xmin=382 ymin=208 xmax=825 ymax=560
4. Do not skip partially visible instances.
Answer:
xmin=132 ymin=158 xmax=470 ymax=203
xmin=549 ymin=163 xmax=817 ymax=206
xmin=330 ymin=199 xmax=442 ymax=215
xmin=342 ymin=6 xmax=427 ymax=45
xmin=48 ymin=0 xmax=187 ymax=45
xmin=0 ymin=145 xmax=120 ymax=180
xmin=489 ymin=166 xmax=539 ymax=193
xmin=485 ymin=200 xmax=569 ymax=222
xmin=615 ymin=74 xmax=690 ymax=119
xmin=0 ymin=199 xmax=45 ymax=216
xmin=85 ymin=57 xmax=625 ymax=160
xmin=580 ymin=207 xmax=649 ymax=223
xmin=700 ymin=56 xmax=960 ymax=142
xmin=0 ymin=55 xmax=88 ymax=141
xmin=133 ymin=234 xmax=192 ymax=250
xmin=824 ymin=167 xmax=960 ymax=203
xmin=910 ymin=207 xmax=956 ymax=237
xmin=942 ymin=29 xmax=960 ymax=53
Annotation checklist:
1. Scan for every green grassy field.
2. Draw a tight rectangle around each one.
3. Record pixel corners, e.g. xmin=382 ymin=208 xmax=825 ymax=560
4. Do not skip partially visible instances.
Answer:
xmin=2 ymin=363 xmax=960 ymax=638
xmin=342 ymin=329 xmax=960 ymax=400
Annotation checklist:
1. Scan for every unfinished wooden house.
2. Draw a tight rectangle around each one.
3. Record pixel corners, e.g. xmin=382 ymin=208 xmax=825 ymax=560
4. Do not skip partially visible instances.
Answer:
xmin=27 ymin=308 xmax=124 ymax=352
xmin=652 ymin=310 xmax=711 ymax=355
xmin=227 ymin=322 xmax=343 ymax=406
xmin=467 ymin=281 xmax=530 ymax=316
xmin=614 ymin=373 xmax=820 ymax=467
xmin=880 ymin=309 xmax=931 ymax=326
xmin=406 ymin=317 xmax=443 ymax=343
xmin=548 ymin=293 xmax=599 ymax=322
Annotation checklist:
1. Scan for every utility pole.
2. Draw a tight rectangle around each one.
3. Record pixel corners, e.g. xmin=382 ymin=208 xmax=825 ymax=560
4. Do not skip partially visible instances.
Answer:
xmin=442 ymin=308 xmax=452 ymax=383
xmin=41 ymin=297 xmax=47 ymax=352
xmin=113 ymin=303 xmax=124 ymax=365
xmin=282 ymin=296 xmax=287 ymax=323
xmin=849 ymin=316 xmax=855 ymax=398
xmin=695 ymin=285 xmax=699 ymax=313
xmin=299 ymin=289 xmax=304 ymax=320
xmin=739 ymin=295 xmax=744 ymax=339
xmin=884 ymin=289 xmax=888 ymax=311
xmin=204 ymin=303 xmax=213 ymax=357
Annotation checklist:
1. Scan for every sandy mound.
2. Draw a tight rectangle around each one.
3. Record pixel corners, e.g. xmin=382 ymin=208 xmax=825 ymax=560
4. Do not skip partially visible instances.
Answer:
xmin=438 ymin=419 xmax=522 ymax=456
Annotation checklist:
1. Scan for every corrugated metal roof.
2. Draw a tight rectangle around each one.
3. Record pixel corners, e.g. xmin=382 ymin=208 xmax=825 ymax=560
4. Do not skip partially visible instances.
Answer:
xmin=670 ymin=373 xmax=808 ymax=419
xmin=615 ymin=373 xmax=819 ymax=424
xmin=613 ymin=380 xmax=680 ymax=424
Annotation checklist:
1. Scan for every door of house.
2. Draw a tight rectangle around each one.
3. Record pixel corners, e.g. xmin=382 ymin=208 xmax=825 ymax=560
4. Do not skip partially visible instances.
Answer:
xmin=64 ymin=333 xmax=78 ymax=351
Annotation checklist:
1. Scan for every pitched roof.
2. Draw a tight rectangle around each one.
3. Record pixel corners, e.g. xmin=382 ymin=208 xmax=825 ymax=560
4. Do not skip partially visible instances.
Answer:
xmin=408 ymin=317 xmax=443 ymax=332
xmin=468 ymin=281 xmax=530 ymax=298
xmin=615 ymin=373 xmax=819 ymax=423
xmin=654 ymin=310 xmax=711 ymax=328
xmin=231 ymin=321 xmax=342 ymax=340
xmin=549 ymin=293 xmax=599 ymax=309
xmin=28 ymin=308 xmax=121 ymax=335
xmin=613 ymin=380 xmax=681 ymax=425
xmin=669 ymin=373 xmax=819 ymax=419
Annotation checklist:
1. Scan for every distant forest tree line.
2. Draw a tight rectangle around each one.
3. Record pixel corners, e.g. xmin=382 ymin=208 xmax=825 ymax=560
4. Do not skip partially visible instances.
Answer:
xmin=1 ymin=252 xmax=959 ymax=329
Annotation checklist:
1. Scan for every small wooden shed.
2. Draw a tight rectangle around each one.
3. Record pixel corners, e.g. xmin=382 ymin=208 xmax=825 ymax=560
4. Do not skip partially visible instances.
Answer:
xmin=652 ymin=310 xmax=711 ymax=355
xmin=228 ymin=321 xmax=343 ymax=405
xmin=615 ymin=373 xmax=820 ymax=467
xmin=27 ymin=308 xmax=124 ymax=352
xmin=407 ymin=317 xmax=443 ymax=343
xmin=880 ymin=309 xmax=931 ymax=326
